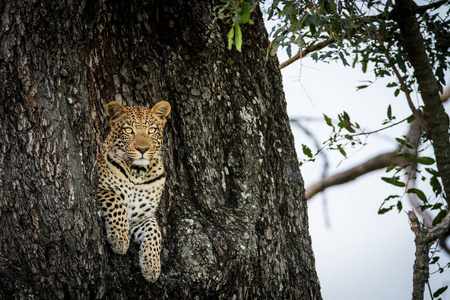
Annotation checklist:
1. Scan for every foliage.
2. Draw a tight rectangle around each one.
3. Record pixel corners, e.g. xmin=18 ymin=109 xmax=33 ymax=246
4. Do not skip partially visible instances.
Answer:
xmin=266 ymin=0 xmax=449 ymax=90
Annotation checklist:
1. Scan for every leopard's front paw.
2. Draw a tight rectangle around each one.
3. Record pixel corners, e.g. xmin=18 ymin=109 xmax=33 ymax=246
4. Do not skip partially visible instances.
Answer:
xmin=107 ymin=229 xmax=130 ymax=255
xmin=140 ymin=241 xmax=161 ymax=282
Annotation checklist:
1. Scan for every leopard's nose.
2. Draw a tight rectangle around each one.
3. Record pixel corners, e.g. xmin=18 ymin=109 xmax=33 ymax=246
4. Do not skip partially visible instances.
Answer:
xmin=136 ymin=147 xmax=149 ymax=154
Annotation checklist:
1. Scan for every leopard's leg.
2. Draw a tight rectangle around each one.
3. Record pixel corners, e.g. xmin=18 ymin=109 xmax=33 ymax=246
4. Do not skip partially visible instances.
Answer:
xmin=97 ymin=188 xmax=130 ymax=255
xmin=130 ymin=217 xmax=162 ymax=282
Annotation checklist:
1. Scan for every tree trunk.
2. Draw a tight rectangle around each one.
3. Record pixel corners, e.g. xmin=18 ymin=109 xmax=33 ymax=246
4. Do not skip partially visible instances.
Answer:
xmin=391 ymin=1 xmax=450 ymax=299
xmin=392 ymin=0 xmax=450 ymax=204
xmin=0 ymin=0 xmax=321 ymax=299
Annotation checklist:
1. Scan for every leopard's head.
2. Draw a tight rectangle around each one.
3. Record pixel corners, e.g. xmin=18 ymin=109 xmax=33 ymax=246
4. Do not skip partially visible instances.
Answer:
xmin=105 ymin=101 xmax=171 ymax=166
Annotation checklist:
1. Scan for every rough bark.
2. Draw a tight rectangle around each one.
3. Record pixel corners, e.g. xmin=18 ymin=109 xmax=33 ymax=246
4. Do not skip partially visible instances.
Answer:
xmin=0 ymin=0 xmax=321 ymax=299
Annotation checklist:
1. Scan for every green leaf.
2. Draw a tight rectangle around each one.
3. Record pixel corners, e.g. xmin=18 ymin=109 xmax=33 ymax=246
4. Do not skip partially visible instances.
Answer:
xmin=361 ymin=60 xmax=367 ymax=73
xmin=378 ymin=205 xmax=394 ymax=215
xmin=286 ymin=44 xmax=292 ymax=58
xmin=386 ymin=82 xmax=397 ymax=88
xmin=402 ymin=153 xmax=415 ymax=161
xmin=406 ymin=114 xmax=415 ymax=123
xmin=338 ymin=112 xmax=355 ymax=133
xmin=425 ymin=168 xmax=439 ymax=176
xmin=235 ymin=23 xmax=242 ymax=52
xmin=395 ymin=137 xmax=405 ymax=145
xmin=396 ymin=201 xmax=403 ymax=212
xmin=386 ymin=163 xmax=398 ymax=173
xmin=323 ymin=114 xmax=334 ymax=129
xmin=436 ymin=66 xmax=445 ymax=85
xmin=378 ymin=69 xmax=391 ymax=77
xmin=420 ymin=204 xmax=433 ymax=210
xmin=227 ymin=27 xmax=235 ymax=50
xmin=432 ymin=210 xmax=447 ymax=226
xmin=339 ymin=52 xmax=349 ymax=66
xmin=381 ymin=176 xmax=405 ymax=187
xmin=352 ymin=53 xmax=359 ymax=69
xmin=416 ymin=156 xmax=435 ymax=165
xmin=433 ymin=285 xmax=448 ymax=298
xmin=430 ymin=176 xmax=443 ymax=196
xmin=337 ymin=144 xmax=347 ymax=157
xmin=407 ymin=188 xmax=427 ymax=202
xmin=387 ymin=105 xmax=392 ymax=120
xmin=239 ymin=2 xmax=251 ymax=24
xmin=432 ymin=203 xmax=443 ymax=210
xmin=430 ymin=256 xmax=440 ymax=264
xmin=302 ymin=144 xmax=313 ymax=158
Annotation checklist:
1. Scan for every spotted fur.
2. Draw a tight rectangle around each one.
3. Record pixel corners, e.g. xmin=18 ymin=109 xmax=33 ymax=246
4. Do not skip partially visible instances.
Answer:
xmin=97 ymin=100 xmax=171 ymax=282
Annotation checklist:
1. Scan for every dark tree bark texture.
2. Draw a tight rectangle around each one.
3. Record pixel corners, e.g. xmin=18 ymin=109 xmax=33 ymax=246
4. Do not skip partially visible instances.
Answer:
xmin=0 ymin=0 xmax=321 ymax=299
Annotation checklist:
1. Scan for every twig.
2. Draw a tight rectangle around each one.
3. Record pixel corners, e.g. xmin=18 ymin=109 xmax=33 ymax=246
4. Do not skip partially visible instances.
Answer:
xmin=427 ymin=282 xmax=434 ymax=300
xmin=391 ymin=64 xmax=430 ymax=136
xmin=346 ymin=116 xmax=409 ymax=138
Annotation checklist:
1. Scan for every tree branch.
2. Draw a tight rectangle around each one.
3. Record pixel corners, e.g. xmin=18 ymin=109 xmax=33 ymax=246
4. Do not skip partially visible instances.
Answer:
xmin=417 ymin=0 xmax=450 ymax=14
xmin=279 ymin=38 xmax=335 ymax=69
xmin=305 ymin=151 xmax=404 ymax=199
xmin=408 ymin=210 xmax=450 ymax=300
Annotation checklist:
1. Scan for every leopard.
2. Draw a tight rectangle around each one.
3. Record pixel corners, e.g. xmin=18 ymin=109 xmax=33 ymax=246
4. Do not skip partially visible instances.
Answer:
xmin=97 ymin=100 xmax=171 ymax=282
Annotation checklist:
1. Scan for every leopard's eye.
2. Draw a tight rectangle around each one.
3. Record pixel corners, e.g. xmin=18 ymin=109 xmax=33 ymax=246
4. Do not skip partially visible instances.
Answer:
xmin=123 ymin=127 xmax=133 ymax=134
xmin=148 ymin=127 xmax=157 ymax=134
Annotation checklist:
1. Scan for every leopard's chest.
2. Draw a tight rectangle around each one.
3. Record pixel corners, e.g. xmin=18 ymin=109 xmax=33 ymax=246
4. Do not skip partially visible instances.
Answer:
xmin=121 ymin=180 xmax=165 ymax=225
xmin=99 ymin=159 xmax=166 ymax=226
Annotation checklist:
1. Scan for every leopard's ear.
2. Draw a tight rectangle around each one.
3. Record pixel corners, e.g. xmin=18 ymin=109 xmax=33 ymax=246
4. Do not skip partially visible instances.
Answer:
xmin=150 ymin=101 xmax=171 ymax=119
xmin=106 ymin=101 xmax=127 ymax=124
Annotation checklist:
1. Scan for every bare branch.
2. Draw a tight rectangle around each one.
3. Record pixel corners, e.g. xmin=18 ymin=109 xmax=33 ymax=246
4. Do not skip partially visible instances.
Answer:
xmin=407 ymin=210 xmax=421 ymax=236
xmin=306 ymin=151 xmax=404 ymax=199
xmin=427 ymin=212 xmax=450 ymax=243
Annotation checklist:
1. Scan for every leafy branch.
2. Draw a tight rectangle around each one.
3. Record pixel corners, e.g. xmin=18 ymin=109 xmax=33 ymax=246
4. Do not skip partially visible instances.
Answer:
xmin=215 ymin=0 xmax=257 ymax=52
